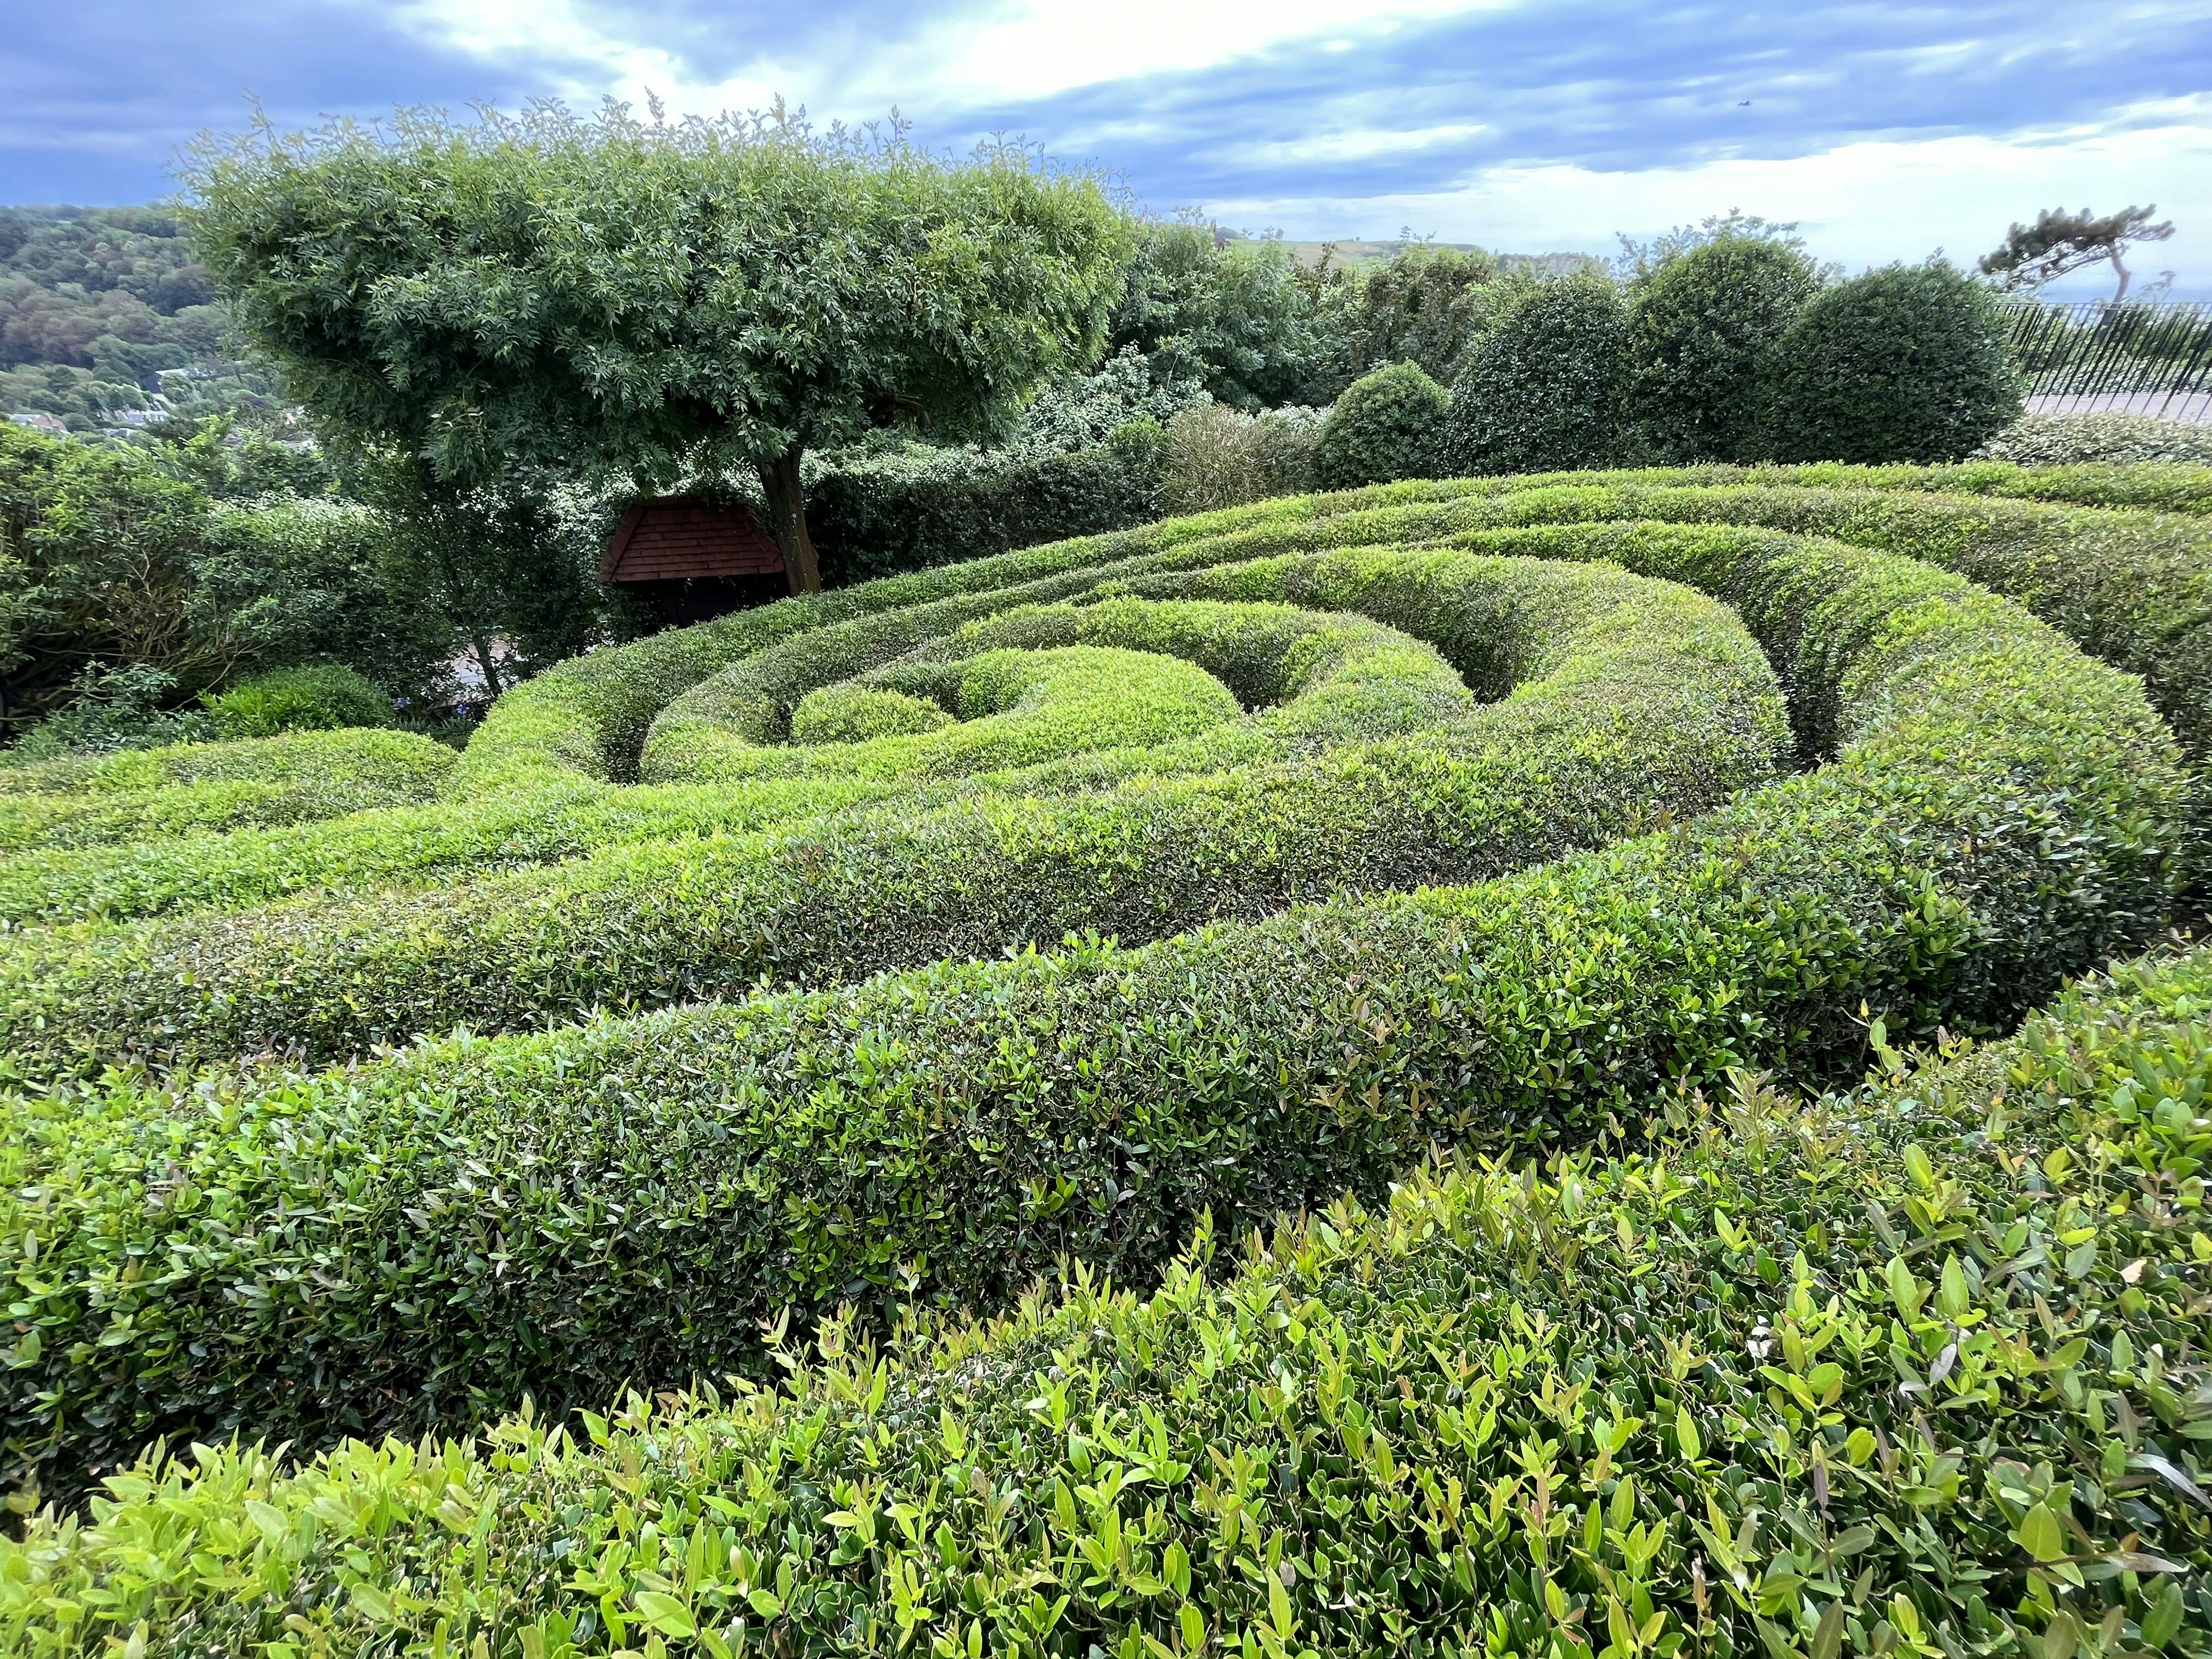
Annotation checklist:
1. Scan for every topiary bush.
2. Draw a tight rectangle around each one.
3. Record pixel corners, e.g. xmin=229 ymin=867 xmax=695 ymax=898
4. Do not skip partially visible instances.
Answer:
xmin=1311 ymin=360 xmax=1450 ymax=487
xmin=1626 ymin=235 xmax=1822 ymax=460
xmin=1443 ymin=273 xmax=1634 ymax=475
xmin=1756 ymin=261 xmax=2023 ymax=462
xmin=199 ymin=662 xmax=393 ymax=738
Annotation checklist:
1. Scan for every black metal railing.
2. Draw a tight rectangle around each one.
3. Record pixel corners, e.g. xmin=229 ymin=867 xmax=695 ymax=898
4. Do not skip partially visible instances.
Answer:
xmin=2002 ymin=300 xmax=2212 ymax=421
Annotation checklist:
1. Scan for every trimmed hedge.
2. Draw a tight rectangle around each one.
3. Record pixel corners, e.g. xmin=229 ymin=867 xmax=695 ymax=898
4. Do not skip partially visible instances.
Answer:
xmin=0 ymin=495 xmax=2183 ymax=1496
xmin=7 ymin=940 xmax=2210 ymax=1656
xmin=0 ymin=728 xmax=456 ymax=854
xmin=0 ymin=554 xmax=1785 ymax=1071
xmin=1756 ymin=264 xmax=2023 ymax=464
xmin=804 ymin=442 xmax=1161 ymax=586
xmin=454 ymin=459 xmax=2212 ymax=799
xmin=1443 ymin=275 xmax=1634 ymax=475
xmin=1312 ymin=362 xmax=1449 ymax=488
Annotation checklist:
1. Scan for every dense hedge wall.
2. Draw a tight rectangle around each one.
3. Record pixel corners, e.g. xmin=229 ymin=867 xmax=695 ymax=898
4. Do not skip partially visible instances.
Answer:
xmin=804 ymin=443 xmax=1161 ymax=585
xmin=7 ymin=940 xmax=2209 ymax=1656
xmin=0 ymin=551 xmax=1785 ymax=1071
xmin=455 ymin=461 xmax=2212 ymax=800
xmin=0 ymin=489 xmax=2184 ymax=1496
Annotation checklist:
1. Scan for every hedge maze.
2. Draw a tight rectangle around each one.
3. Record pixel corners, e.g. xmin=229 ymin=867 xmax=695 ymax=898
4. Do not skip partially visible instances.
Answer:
xmin=5 ymin=461 xmax=2212 ymax=1657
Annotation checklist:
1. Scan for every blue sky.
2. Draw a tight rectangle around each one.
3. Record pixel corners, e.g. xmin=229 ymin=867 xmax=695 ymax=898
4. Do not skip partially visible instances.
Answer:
xmin=7 ymin=1 xmax=2212 ymax=291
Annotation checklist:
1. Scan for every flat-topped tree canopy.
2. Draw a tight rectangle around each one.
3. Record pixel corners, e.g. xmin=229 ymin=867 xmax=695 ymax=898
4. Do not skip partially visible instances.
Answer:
xmin=182 ymin=102 xmax=1131 ymax=593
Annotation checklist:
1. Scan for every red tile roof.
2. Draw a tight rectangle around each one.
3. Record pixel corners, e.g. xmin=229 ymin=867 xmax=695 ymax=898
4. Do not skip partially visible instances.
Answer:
xmin=598 ymin=497 xmax=787 ymax=583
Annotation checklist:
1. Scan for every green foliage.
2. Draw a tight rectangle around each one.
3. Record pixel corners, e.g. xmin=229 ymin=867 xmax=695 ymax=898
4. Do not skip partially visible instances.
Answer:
xmin=1626 ymin=235 xmax=1822 ymax=461
xmin=0 ymin=206 xmax=258 ymax=432
xmin=1443 ymin=275 xmax=1635 ymax=475
xmin=802 ymin=441 xmax=1163 ymax=585
xmin=1756 ymin=262 xmax=2024 ymax=463
xmin=1979 ymin=203 xmax=2175 ymax=302
xmin=788 ymin=683 xmax=953 ymax=744
xmin=1976 ymin=413 xmax=2212 ymax=467
xmin=8 ymin=938 xmax=2212 ymax=1657
xmin=0 ymin=553 xmax=1782 ymax=1073
xmin=1109 ymin=222 xmax=1316 ymax=410
xmin=3 ymin=663 xmax=211 ymax=760
xmin=1312 ymin=361 xmax=1449 ymax=488
xmin=199 ymin=663 xmax=391 ymax=738
xmin=183 ymin=104 xmax=1131 ymax=591
xmin=0 ymin=472 xmax=2185 ymax=1496
xmin=1297 ymin=240 xmax=1503 ymax=399
xmin=0 ymin=420 xmax=463 ymax=735
xmin=1158 ymin=402 xmax=1323 ymax=514
xmin=0 ymin=726 xmax=457 ymax=855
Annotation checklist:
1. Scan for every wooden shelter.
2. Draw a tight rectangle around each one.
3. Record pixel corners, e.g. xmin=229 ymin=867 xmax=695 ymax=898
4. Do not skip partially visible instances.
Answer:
xmin=597 ymin=496 xmax=792 ymax=627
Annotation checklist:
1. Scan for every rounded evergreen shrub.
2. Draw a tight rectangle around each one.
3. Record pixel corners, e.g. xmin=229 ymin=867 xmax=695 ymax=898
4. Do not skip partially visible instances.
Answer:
xmin=1625 ymin=235 xmax=1821 ymax=460
xmin=1311 ymin=360 xmax=1450 ymax=487
xmin=1756 ymin=260 xmax=2023 ymax=462
xmin=200 ymin=663 xmax=392 ymax=738
xmin=1442 ymin=273 xmax=1633 ymax=474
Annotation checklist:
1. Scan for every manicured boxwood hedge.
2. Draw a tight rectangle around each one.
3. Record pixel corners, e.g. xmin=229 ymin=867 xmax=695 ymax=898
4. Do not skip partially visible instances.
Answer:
xmin=38 ymin=461 xmax=2190 ymax=936
xmin=0 ymin=727 xmax=455 ymax=854
xmin=455 ymin=461 xmax=2212 ymax=800
xmin=7 ymin=940 xmax=2208 ymax=1657
xmin=0 ymin=498 xmax=2183 ymax=1497
xmin=0 ymin=551 xmax=1786 ymax=1073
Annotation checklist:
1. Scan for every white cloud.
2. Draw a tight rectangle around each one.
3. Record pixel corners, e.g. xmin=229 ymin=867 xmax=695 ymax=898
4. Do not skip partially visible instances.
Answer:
xmin=385 ymin=0 xmax=1508 ymax=115
xmin=1203 ymin=108 xmax=2212 ymax=285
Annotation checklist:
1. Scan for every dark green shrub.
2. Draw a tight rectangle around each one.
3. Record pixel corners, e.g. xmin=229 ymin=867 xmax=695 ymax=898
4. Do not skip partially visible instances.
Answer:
xmin=2 ymin=664 xmax=212 ymax=761
xmin=1626 ymin=235 xmax=1821 ymax=460
xmin=803 ymin=443 xmax=1160 ymax=584
xmin=199 ymin=663 xmax=392 ymax=738
xmin=1757 ymin=261 xmax=2023 ymax=462
xmin=1312 ymin=361 xmax=1449 ymax=487
xmin=1442 ymin=274 xmax=1633 ymax=474
xmin=12 ymin=941 xmax=2209 ymax=1655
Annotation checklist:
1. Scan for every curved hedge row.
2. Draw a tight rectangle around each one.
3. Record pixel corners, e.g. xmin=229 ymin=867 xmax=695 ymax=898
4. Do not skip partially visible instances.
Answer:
xmin=9 ymin=463 xmax=2197 ymax=940
xmin=8 ymin=936 xmax=2208 ymax=1656
xmin=0 ymin=727 xmax=456 ymax=853
xmin=452 ymin=460 xmax=2212 ymax=792
xmin=0 ymin=499 xmax=2184 ymax=1496
xmin=0 ymin=552 xmax=1785 ymax=1073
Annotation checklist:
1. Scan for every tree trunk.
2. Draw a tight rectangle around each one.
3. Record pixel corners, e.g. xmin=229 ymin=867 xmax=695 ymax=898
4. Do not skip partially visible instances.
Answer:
xmin=2112 ymin=247 xmax=2133 ymax=304
xmin=468 ymin=632 xmax=505 ymax=699
xmin=758 ymin=445 xmax=824 ymax=595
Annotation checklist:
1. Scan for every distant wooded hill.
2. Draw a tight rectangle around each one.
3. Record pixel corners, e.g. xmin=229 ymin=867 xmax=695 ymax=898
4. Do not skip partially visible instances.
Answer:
xmin=1 ymin=205 xmax=284 ymax=434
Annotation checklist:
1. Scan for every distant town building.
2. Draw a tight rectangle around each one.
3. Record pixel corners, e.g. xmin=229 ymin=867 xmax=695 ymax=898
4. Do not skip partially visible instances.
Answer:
xmin=7 ymin=411 xmax=68 ymax=434
xmin=597 ymin=496 xmax=793 ymax=628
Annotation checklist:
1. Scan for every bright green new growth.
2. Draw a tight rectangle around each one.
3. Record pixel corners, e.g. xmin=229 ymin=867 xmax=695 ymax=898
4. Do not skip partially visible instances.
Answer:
xmin=7 ymin=939 xmax=2210 ymax=1657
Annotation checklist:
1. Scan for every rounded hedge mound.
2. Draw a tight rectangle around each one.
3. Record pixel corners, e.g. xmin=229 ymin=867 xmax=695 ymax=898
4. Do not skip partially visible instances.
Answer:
xmin=0 ymin=464 xmax=2197 ymax=1510
xmin=1311 ymin=360 xmax=1451 ymax=488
